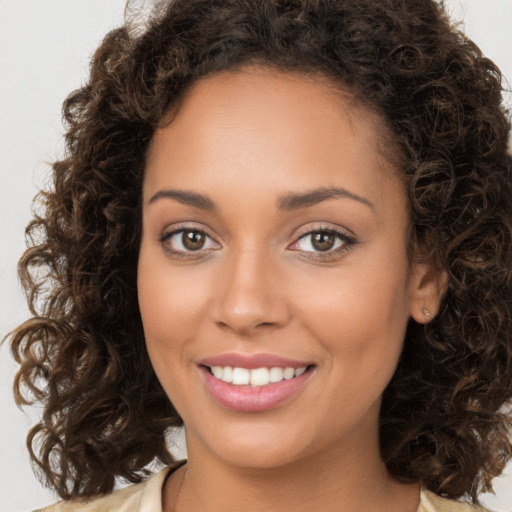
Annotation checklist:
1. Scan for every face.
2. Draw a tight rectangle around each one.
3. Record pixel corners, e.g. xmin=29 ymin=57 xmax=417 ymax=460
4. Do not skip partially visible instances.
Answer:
xmin=138 ymin=68 xmax=433 ymax=470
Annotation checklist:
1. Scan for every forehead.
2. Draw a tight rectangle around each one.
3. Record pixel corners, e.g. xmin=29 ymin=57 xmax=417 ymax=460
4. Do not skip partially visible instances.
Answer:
xmin=163 ymin=67 xmax=388 ymax=144
xmin=144 ymin=68 xmax=405 ymax=216
xmin=153 ymin=66 xmax=400 ymax=155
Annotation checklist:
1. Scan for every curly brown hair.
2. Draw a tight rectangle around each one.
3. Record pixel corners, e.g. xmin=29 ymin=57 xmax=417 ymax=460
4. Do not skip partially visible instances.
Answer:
xmin=7 ymin=0 xmax=512 ymax=503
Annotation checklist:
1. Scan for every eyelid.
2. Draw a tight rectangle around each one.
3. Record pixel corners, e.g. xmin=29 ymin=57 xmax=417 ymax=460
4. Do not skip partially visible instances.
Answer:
xmin=294 ymin=222 xmax=354 ymax=238
xmin=158 ymin=222 xmax=356 ymax=260
xmin=160 ymin=220 xmax=218 ymax=238
xmin=287 ymin=225 xmax=357 ymax=258
xmin=159 ymin=223 xmax=221 ymax=257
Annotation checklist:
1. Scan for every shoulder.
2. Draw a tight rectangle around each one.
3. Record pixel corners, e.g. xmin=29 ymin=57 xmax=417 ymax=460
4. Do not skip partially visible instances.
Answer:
xmin=419 ymin=488 xmax=494 ymax=512
xmin=34 ymin=466 xmax=174 ymax=512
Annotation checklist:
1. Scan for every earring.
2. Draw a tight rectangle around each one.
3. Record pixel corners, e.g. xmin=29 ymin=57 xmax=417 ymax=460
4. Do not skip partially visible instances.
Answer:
xmin=422 ymin=308 xmax=431 ymax=320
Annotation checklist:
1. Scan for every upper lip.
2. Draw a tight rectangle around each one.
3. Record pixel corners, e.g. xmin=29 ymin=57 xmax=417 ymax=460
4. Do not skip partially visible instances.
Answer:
xmin=198 ymin=353 xmax=314 ymax=370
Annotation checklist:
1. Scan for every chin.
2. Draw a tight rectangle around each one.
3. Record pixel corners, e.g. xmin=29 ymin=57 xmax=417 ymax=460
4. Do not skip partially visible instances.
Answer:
xmin=186 ymin=416 xmax=319 ymax=469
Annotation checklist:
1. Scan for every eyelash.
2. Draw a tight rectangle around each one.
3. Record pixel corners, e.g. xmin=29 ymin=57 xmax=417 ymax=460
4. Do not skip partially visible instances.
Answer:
xmin=289 ymin=226 xmax=356 ymax=261
xmin=159 ymin=225 xmax=356 ymax=261
xmin=159 ymin=224 xmax=219 ymax=260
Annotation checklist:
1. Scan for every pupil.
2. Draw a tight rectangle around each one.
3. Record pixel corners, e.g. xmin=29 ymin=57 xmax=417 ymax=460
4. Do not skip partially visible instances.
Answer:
xmin=312 ymin=232 xmax=334 ymax=251
xmin=183 ymin=230 xmax=205 ymax=250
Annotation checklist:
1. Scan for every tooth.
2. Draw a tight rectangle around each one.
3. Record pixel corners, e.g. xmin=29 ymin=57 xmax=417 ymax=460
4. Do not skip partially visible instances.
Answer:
xmin=250 ymin=367 xmax=270 ymax=386
xmin=221 ymin=366 xmax=233 ymax=383
xmin=232 ymin=367 xmax=250 ymax=385
xmin=269 ymin=367 xmax=284 ymax=383
xmin=295 ymin=366 xmax=306 ymax=377
xmin=283 ymin=367 xmax=295 ymax=380
xmin=213 ymin=365 xmax=308 ymax=385
xmin=212 ymin=366 xmax=223 ymax=379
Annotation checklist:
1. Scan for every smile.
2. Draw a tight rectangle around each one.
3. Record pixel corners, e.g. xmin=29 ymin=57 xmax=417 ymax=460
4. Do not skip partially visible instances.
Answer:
xmin=207 ymin=366 xmax=308 ymax=387
xmin=199 ymin=356 xmax=315 ymax=412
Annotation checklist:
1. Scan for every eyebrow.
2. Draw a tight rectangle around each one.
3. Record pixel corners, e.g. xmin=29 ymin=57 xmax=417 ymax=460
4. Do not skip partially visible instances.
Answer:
xmin=148 ymin=186 xmax=374 ymax=212
xmin=148 ymin=189 xmax=217 ymax=211
xmin=277 ymin=187 xmax=374 ymax=211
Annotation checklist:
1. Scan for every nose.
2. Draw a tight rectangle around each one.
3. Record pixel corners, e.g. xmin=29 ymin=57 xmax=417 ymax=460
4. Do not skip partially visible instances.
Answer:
xmin=211 ymin=247 xmax=290 ymax=336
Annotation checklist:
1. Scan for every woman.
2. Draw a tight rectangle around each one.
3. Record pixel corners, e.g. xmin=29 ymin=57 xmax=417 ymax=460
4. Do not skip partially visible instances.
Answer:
xmin=7 ymin=0 xmax=512 ymax=510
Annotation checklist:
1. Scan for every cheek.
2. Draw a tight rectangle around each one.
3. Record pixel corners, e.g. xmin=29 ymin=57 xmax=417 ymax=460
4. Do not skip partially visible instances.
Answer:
xmin=137 ymin=248 xmax=208 ymax=382
xmin=137 ymin=253 xmax=213 ymax=415
xmin=293 ymin=255 xmax=412 ymax=382
xmin=138 ymin=246 xmax=210 ymax=335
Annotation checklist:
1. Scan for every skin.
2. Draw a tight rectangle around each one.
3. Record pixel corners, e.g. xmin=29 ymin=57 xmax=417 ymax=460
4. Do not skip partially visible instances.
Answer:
xmin=138 ymin=68 xmax=443 ymax=512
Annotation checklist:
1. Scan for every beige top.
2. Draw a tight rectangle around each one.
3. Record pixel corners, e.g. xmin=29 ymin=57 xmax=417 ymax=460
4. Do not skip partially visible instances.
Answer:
xmin=36 ymin=465 xmax=492 ymax=512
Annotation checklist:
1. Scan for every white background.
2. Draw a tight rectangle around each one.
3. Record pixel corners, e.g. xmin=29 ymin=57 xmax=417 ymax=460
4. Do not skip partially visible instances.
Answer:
xmin=1 ymin=1 xmax=511 ymax=511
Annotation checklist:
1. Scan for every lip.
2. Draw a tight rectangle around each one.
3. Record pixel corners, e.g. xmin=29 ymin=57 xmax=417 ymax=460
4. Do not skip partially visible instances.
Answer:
xmin=199 ymin=353 xmax=312 ymax=370
xmin=198 ymin=353 xmax=315 ymax=413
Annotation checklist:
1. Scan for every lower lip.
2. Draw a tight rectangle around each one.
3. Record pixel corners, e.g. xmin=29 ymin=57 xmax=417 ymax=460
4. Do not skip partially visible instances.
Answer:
xmin=200 ymin=367 xmax=314 ymax=412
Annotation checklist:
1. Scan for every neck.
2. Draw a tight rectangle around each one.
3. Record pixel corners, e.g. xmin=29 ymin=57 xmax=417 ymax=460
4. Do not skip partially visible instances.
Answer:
xmin=164 ymin=428 xmax=420 ymax=512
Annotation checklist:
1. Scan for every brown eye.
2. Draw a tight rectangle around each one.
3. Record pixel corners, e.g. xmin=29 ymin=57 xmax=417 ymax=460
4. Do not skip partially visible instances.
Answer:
xmin=182 ymin=230 xmax=206 ymax=251
xmin=311 ymin=231 xmax=335 ymax=251
xmin=289 ymin=228 xmax=354 ymax=257
xmin=161 ymin=228 xmax=220 ymax=256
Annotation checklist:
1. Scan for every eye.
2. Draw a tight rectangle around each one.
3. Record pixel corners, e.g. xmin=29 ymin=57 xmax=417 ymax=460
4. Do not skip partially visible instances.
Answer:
xmin=288 ymin=228 xmax=355 ymax=258
xmin=160 ymin=228 xmax=220 ymax=256
xmin=297 ymin=231 xmax=341 ymax=252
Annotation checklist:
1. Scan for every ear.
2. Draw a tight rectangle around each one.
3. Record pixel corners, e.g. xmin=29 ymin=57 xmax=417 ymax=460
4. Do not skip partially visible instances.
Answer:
xmin=409 ymin=262 xmax=448 ymax=324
